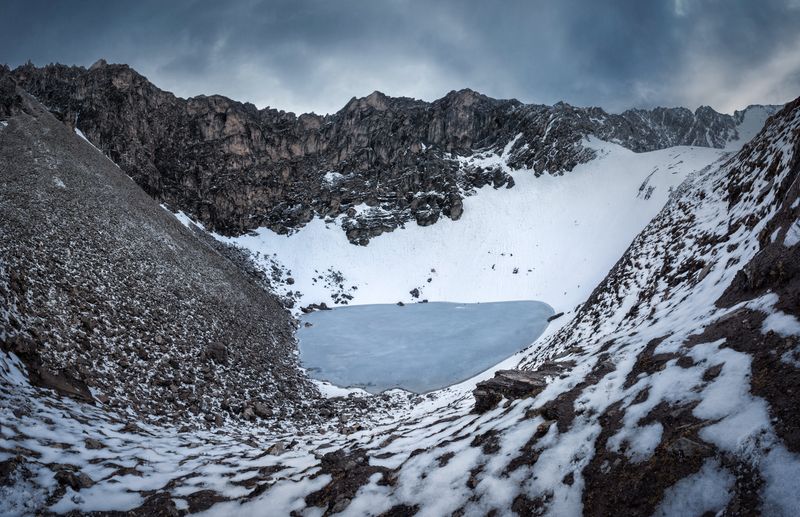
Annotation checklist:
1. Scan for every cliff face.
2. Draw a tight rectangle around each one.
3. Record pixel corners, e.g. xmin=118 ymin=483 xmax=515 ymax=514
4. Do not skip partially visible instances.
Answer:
xmin=8 ymin=61 xmax=774 ymax=243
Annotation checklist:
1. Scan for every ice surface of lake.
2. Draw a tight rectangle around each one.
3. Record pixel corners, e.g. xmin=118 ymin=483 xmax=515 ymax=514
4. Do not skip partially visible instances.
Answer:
xmin=298 ymin=301 xmax=554 ymax=393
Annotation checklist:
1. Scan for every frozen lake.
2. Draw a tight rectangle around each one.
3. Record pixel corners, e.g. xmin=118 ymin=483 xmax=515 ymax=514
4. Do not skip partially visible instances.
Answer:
xmin=298 ymin=301 xmax=554 ymax=393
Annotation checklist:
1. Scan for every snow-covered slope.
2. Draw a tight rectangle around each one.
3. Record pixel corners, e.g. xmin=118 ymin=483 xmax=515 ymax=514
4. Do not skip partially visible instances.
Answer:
xmin=728 ymin=104 xmax=781 ymax=150
xmin=200 ymin=106 xmax=777 ymax=315
xmin=213 ymin=139 xmax=728 ymax=314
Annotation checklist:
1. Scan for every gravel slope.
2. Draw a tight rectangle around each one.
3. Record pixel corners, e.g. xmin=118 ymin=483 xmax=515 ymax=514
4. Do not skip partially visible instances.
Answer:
xmin=0 ymin=87 xmax=317 ymax=425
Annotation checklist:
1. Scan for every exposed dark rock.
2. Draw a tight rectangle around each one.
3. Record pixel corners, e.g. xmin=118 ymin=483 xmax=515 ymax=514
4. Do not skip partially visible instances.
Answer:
xmin=204 ymin=342 xmax=228 ymax=365
xmin=185 ymin=490 xmax=227 ymax=513
xmin=623 ymin=337 xmax=671 ymax=389
xmin=546 ymin=312 xmax=564 ymax=322
xmin=0 ymin=456 xmax=25 ymax=487
xmin=252 ymin=402 xmax=273 ymax=419
xmin=473 ymin=362 xmax=569 ymax=413
xmin=378 ymin=504 xmax=420 ymax=516
xmin=511 ymin=492 xmax=552 ymax=516
xmin=305 ymin=449 xmax=392 ymax=515
xmin=301 ymin=302 xmax=331 ymax=313
xmin=54 ymin=469 xmax=94 ymax=491
xmin=30 ymin=366 xmax=95 ymax=403
xmin=129 ymin=492 xmax=183 ymax=517
xmin=84 ymin=438 xmax=104 ymax=450
xmin=531 ymin=353 xmax=614 ymax=433
xmin=0 ymin=69 xmax=24 ymax=117
xmin=581 ymin=402 xmax=712 ymax=517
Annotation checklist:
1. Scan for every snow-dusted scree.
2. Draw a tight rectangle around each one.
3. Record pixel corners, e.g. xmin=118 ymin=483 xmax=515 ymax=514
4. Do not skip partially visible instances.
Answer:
xmin=297 ymin=301 xmax=554 ymax=394
xmin=1 ymin=65 xmax=799 ymax=516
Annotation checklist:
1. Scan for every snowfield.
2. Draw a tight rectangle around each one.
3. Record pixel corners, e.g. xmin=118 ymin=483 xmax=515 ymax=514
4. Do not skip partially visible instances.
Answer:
xmin=213 ymin=138 xmax=729 ymax=316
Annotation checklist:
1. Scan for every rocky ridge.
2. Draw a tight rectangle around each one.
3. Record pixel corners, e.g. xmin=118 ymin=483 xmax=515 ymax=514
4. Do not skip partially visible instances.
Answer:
xmin=6 ymin=61 xmax=778 ymax=244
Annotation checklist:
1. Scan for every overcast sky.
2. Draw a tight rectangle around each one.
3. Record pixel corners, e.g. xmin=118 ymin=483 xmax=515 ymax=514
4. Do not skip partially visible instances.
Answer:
xmin=2 ymin=0 xmax=799 ymax=115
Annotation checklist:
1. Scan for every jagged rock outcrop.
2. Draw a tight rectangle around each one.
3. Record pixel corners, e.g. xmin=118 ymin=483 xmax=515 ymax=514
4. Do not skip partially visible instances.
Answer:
xmin=473 ymin=362 xmax=570 ymax=412
xmin=7 ymin=61 xmax=776 ymax=244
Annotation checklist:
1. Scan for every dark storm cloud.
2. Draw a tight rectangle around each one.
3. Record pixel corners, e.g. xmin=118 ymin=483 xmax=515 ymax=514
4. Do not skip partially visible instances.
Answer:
xmin=2 ymin=0 xmax=799 ymax=114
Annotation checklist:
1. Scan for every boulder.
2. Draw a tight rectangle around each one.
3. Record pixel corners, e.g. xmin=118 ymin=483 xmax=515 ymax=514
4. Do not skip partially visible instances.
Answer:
xmin=205 ymin=342 xmax=228 ymax=365
xmin=253 ymin=402 xmax=272 ymax=419
xmin=84 ymin=438 xmax=104 ymax=450
xmin=55 ymin=469 xmax=94 ymax=490
xmin=473 ymin=362 xmax=570 ymax=413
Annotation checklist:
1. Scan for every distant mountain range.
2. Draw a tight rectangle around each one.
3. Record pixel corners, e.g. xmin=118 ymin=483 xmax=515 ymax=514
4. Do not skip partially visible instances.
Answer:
xmin=6 ymin=60 xmax=780 ymax=243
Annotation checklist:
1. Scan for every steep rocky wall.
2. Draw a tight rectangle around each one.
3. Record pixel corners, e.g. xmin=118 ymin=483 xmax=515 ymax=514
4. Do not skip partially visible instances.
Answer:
xmin=8 ymin=61 xmax=762 ymax=244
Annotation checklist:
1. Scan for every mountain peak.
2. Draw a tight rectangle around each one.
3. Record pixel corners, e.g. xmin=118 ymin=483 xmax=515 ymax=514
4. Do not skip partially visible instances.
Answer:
xmin=442 ymin=88 xmax=490 ymax=106
xmin=364 ymin=90 xmax=389 ymax=110
xmin=89 ymin=58 xmax=108 ymax=70
xmin=7 ymin=61 xmax=785 ymax=241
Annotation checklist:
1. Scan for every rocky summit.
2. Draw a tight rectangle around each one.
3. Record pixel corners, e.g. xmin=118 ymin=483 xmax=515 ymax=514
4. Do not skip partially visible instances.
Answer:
xmin=1 ymin=60 xmax=799 ymax=517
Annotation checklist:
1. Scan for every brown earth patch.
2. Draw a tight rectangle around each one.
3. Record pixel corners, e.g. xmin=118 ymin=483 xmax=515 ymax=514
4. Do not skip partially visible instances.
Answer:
xmin=305 ymin=448 xmax=393 ymax=515
xmin=582 ymin=401 xmax=712 ymax=517
xmin=687 ymin=308 xmax=800 ymax=452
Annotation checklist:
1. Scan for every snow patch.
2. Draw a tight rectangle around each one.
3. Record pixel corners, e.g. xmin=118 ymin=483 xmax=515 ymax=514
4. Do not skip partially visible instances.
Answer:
xmin=781 ymin=347 xmax=800 ymax=368
xmin=654 ymin=460 xmax=734 ymax=516
xmin=348 ymin=203 xmax=371 ymax=217
xmin=168 ymin=208 xmax=207 ymax=231
xmin=759 ymin=445 xmax=800 ymax=516
xmin=310 ymin=379 xmax=370 ymax=398
xmin=784 ymin=218 xmax=800 ymax=247
xmin=74 ymin=128 xmax=94 ymax=146
xmin=727 ymin=105 xmax=777 ymax=150
xmin=323 ymin=171 xmax=344 ymax=184
xmin=608 ymin=422 xmax=663 ymax=463
xmin=0 ymin=463 xmax=48 ymax=516
xmin=762 ymin=310 xmax=800 ymax=337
